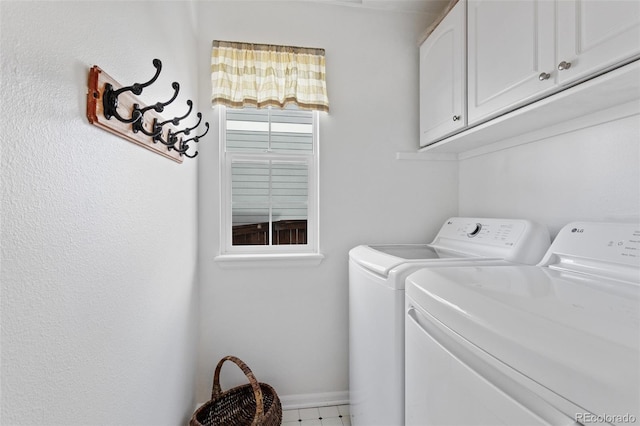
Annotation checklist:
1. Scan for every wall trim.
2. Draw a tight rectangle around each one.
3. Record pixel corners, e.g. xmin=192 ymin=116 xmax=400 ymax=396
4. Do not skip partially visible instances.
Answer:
xmin=279 ymin=391 xmax=350 ymax=410
xmin=214 ymin=253 xmax=325 ymax=268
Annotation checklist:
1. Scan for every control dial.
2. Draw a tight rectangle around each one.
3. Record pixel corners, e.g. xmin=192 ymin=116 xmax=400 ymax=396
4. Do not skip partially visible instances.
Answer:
xmin=466 ymin=223 xmax=482 ymax=238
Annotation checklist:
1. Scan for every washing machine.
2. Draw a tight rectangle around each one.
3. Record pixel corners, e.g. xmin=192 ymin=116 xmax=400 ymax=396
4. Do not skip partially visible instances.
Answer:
xmin=405 ymin=221 xmax=640 ymax=425
xmin=348 ymin=217 xmax=551 ymax=426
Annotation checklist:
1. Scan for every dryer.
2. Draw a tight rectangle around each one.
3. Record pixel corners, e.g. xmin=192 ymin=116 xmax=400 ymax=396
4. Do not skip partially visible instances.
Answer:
xmin=405 ymin=222 xmax=640 ymax=425
xmin=348 ymin=217 xmax=550 ymax=426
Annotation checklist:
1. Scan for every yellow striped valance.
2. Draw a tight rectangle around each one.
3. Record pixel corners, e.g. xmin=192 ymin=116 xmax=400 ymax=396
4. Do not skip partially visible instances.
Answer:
xmin=211 ymin=40 xmax=329 ymax=112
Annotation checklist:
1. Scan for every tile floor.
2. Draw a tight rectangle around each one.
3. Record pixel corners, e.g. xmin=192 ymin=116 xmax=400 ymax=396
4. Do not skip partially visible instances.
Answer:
xmin=282 ymin=405 xmax=351 ymax=426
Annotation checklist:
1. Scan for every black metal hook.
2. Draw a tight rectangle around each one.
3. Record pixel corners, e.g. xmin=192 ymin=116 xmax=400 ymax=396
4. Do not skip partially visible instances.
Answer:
xmin=154 ymin=129 xmax=178 ymax=147
xmin=172 ymin=112 xmax=203 ymax=139
xmin=180 ymin=122 xmax=210 ymax=148
xmin=174 ymin=122 xmax=209 ymax=158
xmin=182 ymin=148 xmax=199 ymax=159
xmin=102 ymin=59 xmax=163 ymax=122
xmin=157 ymin=100 xmax=193 ymax=127
xmin=131 ymin=82 xmax=180 ymax=136
xmin=152 ymin=100 xmax=194 ymax=146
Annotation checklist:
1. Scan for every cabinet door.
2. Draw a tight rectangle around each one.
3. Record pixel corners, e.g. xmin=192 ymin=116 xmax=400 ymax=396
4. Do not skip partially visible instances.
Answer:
xmin=557 ymin=0 xmax=640 ymax=85
xmin=419 ymin=0 xmax=466 ymax=147
xmin=467 ymin=0 xmax=556 ymax=125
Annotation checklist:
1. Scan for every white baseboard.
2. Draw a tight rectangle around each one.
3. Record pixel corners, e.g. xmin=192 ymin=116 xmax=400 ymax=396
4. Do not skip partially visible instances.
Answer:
xmin=279 ymin=391 xmax=350 ymax=410
xmin=194 ymin=391 xmax=350 ymax=412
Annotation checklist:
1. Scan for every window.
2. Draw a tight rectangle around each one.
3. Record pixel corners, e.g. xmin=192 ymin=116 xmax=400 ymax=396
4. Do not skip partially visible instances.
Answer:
xmin=211 ymin=40 xmax=328 ymax=263
xmin=219 ymin=105 xmax=319 ymax=256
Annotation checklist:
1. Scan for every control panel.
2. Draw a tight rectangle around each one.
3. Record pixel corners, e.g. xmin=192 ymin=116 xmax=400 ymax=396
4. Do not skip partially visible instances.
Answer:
xmin=539 ymin=222 xmax=640 ymax=268
xmin=438 ymin=218 xmax=529 ymax=247
xmin=431 ymin=217 xmax=551 ymax=265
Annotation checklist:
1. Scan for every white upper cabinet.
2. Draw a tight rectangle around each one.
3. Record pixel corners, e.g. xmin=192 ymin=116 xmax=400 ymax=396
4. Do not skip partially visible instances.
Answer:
xmin=466 ymin=0 xmax=640 ymax=127
xmin=556 ymin=0 xmax=640 ymax=85
xmin=419 ymin=0 xmax=466 ymax=146
xmin=467 ymin=0 xmax=556 ymax=125
xmin=418 ymin=0 xmax=640 ymax=152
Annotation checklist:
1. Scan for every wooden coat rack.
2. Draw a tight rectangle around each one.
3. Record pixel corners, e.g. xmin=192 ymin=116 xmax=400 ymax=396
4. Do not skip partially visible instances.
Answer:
xmin=87 ymin=59 xmax=208 ymax=163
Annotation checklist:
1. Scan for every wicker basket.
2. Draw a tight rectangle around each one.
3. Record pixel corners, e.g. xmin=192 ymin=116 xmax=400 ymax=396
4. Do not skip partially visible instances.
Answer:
xmin=190 ymin=356 xmax=282 ymax=426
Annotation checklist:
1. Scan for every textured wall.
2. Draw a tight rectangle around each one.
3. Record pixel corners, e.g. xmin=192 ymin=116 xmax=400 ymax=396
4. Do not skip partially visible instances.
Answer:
xmin=1 ymin=2 xmax=200 ymax=425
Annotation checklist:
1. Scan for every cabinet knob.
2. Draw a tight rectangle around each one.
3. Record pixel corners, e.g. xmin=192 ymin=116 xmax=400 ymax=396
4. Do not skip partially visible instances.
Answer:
xmin=558 ymin=61 xmax=572 ymax=71
xmin=452 ymin=115 xmax=461 ymax=122
xmin=538 ymin=72 xmax=551 ymax=81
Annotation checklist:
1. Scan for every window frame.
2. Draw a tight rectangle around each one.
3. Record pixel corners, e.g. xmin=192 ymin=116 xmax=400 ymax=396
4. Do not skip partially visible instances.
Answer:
xmin=216 ymin=105 xmax=322 ymax=264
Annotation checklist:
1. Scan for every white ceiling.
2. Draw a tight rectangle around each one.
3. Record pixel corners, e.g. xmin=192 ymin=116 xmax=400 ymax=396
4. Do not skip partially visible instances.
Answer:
xmin=227 ymin=0 xmax=452 ymax=17
xmin=321 ymin=0 xmax=451 ymax=15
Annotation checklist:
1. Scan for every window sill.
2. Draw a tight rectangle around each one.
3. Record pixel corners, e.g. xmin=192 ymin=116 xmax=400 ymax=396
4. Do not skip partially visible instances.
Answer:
xmin=214 ymin=253 xmax=325 ymax=269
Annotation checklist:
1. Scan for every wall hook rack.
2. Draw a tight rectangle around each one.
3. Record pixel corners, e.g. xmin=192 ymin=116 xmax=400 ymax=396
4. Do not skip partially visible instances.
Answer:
xmin=87 ymin=59 xmax=209 ymax=163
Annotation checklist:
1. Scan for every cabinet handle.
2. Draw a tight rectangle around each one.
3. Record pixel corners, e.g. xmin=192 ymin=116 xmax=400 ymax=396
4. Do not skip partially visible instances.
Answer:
xmin=557 ymin=61 xmax=572 ymax=71
xmin=452 ymin=115 xmax=461 ymax=122
xmin=538 ymin=72 xmax=551 ymax=81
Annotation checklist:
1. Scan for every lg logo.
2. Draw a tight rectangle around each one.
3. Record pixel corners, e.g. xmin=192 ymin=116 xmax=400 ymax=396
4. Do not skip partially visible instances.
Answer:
xmin=571 ymin=228 xmax=584 ymax=233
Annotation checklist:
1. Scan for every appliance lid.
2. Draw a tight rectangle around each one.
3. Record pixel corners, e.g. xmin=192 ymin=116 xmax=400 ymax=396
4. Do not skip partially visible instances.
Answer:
xmin=348 ymin=217 xmax=552 ymax=277
xmin=367 ymin=244 xmax=452 ymax=260
xmin=406 ymin=265 xmax=640 ymax=423
xmin=349 ymin=244 xmax=480 ymax=277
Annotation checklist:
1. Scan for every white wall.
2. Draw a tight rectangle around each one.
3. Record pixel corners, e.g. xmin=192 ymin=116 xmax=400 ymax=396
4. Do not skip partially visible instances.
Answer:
xmin=1 ymin=2 xmax=200 ymax=425
xmin=195 ymin=1 xmax=458 ymax=407
xmin=459 ymin=114 xmax=640 ymax=236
